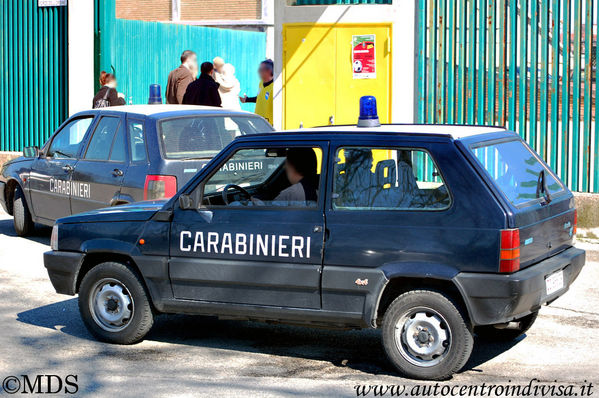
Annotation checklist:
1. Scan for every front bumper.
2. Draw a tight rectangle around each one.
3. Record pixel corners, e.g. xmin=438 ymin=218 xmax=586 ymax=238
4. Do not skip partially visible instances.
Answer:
xmin=454 ymin=246 xmax=585 ymax=326
xmin=44 ymin=250 xmax=85 ymax=295
xmin=0 ymin=181 xmax=7 ymax=213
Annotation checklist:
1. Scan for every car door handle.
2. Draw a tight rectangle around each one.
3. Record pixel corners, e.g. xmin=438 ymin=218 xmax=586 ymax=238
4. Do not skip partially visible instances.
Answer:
xmin=112 ymin=168 xmax=124 ymax=177
xmin=62 ymin=164 xmax=73 ymax=172
xmin=313 ymin=225 xmax=323 ymax=233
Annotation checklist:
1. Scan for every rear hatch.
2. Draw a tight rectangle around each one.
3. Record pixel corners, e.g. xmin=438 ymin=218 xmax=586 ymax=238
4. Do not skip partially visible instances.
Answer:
xmin=466 ymin=136 xmax=575 ymax=269
xmin=153 ymin=113 xmax=275 ymax=194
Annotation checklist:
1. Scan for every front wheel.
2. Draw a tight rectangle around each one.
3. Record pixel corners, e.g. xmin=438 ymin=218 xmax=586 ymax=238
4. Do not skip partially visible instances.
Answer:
xmin=13 ymin=186 xmax=34 ymax=236
xmin=78 ymin=262 xmax=154 ymax=344
xmin=382 ymin=290 xmax=473 ymax=380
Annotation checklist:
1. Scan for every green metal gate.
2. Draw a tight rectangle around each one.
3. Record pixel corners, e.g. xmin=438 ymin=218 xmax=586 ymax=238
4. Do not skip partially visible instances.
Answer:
xmin=0 ymin=1 xmax=68 ymax=152
xmin=95 ymin=0 xmax=266 ymax=112
xmin=417 ymin=0 xmax=599 ymax=193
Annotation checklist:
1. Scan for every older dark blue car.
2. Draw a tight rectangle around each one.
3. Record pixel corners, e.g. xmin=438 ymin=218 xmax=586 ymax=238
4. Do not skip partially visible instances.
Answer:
xmin=0 ymin=105 xmax=273 ymax=236
xmin=43 ymin=109 xmax=585 ymax=380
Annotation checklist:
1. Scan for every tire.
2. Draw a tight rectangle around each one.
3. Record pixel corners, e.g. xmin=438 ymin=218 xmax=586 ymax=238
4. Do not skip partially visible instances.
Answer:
xmin=475 ymin=311 xmax=538 ymax=342
xmin=382 ymin=290 xmax=473 ymax=380
xmin=13 ymin=185 xmax=34 ymax=237
xmin=78 ymin=262 xmax=154 ymax=344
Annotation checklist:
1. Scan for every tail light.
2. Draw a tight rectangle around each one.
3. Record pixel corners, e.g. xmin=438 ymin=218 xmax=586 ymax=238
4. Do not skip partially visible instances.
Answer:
xmin=573 ymin=209 xmax=578 ymax=236
xmin=144 ymin=175 xmax=177 ymax=200
xmin=50 ymin=225 xmax=59 ymax=251
xmin=499 ymin=229 xmax=520 ymax=273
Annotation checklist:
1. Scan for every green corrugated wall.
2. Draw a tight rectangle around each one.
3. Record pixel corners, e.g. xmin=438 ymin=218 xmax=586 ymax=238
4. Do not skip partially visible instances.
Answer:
xmin=95 ymin=0 xmax=266 ymax=111
xmin=417 ymin=0 xmax=599 ymax=193
xmin=0 ymin=1 xmax=68 ymax=152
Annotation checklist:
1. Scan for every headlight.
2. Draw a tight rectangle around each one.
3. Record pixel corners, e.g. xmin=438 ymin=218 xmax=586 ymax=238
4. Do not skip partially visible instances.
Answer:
xmin=50 ymin=225 xmax=59 ymax=251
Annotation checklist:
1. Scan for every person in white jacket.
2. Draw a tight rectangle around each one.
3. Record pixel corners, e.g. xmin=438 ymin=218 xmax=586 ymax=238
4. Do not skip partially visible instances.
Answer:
xmin=217 ymin=63 xmax=241 ymax=110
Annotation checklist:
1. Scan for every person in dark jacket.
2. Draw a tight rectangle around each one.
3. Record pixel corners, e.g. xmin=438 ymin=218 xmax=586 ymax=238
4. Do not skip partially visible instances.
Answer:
xmin=93 ymin=71 xmax=126 ymax=108
xmin=182 ymin=62 xmax=222 ymax=107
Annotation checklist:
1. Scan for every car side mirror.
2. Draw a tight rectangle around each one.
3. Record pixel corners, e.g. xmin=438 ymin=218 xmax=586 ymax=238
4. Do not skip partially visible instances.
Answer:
xmin=23 ymin=146 xmax=39 ymax=158
xmin=179 ymin=194 xmax=194 ymax=210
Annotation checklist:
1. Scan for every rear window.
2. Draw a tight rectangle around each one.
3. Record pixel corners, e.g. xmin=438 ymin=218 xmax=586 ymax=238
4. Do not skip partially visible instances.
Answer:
xmin=158 ymin=115 xmax=273 ymax=160
xmin=470 ymin=138 xmax=565 ymax=206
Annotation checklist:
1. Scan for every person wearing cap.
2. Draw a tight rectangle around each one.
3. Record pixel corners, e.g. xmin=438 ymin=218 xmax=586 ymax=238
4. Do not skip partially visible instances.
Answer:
xmin=213 ymin=56 xmax=225 ymax=79
xmin=213 ymin=57 xmax=225 ymax=92
xmin=218 ymin=63 xmax=241 ymax=110
xmin=166 ymin=50 xmax=197 ymax=104
xmin=240 ymin=59 xmax=274 ymax=125
xmin=182 ymin=62 xmax=222 ymax=107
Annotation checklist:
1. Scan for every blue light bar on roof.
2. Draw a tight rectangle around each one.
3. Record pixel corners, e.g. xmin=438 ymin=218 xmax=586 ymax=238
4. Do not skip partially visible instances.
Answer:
xmin=357 ymin=96 xmax=381 ymax=128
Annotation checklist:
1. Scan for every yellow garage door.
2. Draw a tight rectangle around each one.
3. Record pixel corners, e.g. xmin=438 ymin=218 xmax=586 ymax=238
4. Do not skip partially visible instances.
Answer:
xmin=283 ymin=24 xmax=392 ymax=130
xmin=283 ymin=25 xmax=336 ymax=129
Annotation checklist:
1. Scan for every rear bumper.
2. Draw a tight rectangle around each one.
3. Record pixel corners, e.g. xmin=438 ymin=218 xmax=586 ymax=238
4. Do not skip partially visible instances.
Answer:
xmin=44 ymin=250 xmax=85 ymax=295
xmin=0 ymin=181 xmax=7 ymax=213
xmin=454 ymin=247 xmax=585 ymax=326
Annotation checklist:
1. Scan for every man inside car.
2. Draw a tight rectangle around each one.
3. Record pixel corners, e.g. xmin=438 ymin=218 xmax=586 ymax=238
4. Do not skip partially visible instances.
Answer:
xmin=240 ymin=147 xmax=318 ymax=207
xmin=272 ymin=147 xmax=318 ymax=206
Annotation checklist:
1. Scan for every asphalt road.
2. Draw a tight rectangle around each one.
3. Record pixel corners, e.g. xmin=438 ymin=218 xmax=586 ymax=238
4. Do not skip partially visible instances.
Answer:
xmin=0 ymin=211 xmax=597 ymax=397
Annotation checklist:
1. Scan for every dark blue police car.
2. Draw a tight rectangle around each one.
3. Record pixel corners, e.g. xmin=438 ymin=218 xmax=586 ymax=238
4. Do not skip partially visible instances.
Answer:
xmin=0 ymin=105 xmax=273 ymax=236
xmin=43 ymin=100 xmax=585 ymax=380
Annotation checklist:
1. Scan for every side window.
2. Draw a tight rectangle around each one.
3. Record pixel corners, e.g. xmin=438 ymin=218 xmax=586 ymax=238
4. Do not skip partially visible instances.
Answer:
xmin=128 ymin=120 xmax=147 ymax=162
xmin=199 ymin=146 xmax=323 ymax=208
xmin=109 ymin=123 xmax=127 ymax=162
xmin=332 ymin=147 xmax=450 ymax=210
xmin=84 ymin=116 xmax=121 ymax=161
xmin=47 ymin=117 xmax=93 ymax=159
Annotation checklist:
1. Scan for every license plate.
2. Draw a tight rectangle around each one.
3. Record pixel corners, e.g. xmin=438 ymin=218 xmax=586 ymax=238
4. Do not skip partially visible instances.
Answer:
xmin=545 ymin=270 xmax=564 ymax=296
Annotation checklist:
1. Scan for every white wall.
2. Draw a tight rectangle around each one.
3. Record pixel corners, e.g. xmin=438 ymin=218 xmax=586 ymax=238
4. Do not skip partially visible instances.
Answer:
xmin=272 ymin=1 xmax=416 ymax=130
xmin=68 ymin=1 xmax=95 ymax=115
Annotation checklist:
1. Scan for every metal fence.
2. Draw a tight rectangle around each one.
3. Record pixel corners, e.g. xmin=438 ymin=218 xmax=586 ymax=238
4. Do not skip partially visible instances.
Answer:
xmin=0 ymin=1 xmax=68 ymax=152
xmin=416 ymin=0 xmax=599 ymax=193
xmin=95 ymin=0 xmax=267 ymax=112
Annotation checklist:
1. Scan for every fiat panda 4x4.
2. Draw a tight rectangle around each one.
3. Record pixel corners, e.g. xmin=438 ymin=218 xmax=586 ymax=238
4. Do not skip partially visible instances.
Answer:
xmin=44 ymin=103 xmax=585 ymax=380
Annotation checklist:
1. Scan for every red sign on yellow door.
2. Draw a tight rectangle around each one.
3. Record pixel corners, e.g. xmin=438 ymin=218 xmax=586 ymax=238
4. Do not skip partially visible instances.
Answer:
xmin=352 ymin=34 xmax=376 ymax=79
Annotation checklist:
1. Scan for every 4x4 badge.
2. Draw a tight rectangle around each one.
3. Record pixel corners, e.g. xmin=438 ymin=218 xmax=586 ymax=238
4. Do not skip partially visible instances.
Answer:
xmin=355 ymin=278 xmax=369 ymax=286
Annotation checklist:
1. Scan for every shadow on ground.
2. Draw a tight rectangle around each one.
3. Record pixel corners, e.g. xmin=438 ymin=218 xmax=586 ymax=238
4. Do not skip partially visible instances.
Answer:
xmin=17 ymin=298 xmax=524 ymax=378
xmin=0 ymin=217 xmax=51 ymax=245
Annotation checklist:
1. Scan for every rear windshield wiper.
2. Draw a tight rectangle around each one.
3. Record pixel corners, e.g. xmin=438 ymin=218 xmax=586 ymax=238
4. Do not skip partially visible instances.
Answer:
xmin=53 ymin=150 xmax=71 ymax=158
xmin=535 ymin=170 xmax=552 ymax=204
xmin=181 ymin=156 xmax=212 ymax=161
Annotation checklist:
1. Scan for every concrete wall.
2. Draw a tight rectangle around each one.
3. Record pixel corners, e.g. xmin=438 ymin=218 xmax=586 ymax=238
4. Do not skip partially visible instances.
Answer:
xmin=115 ymin=0 xmax=264 ymax=22
xmin=68 ymin=0 xmax=94 ymax=116
xmin=575 ymin=193 xmax=599 ymax=229
xmin=272 ymin=1 xmax=416 ymax=130
xmin=0 ymin=152 xmax=20 ymax=167
xmin=116 ymin=0 xmax=172 ymax=21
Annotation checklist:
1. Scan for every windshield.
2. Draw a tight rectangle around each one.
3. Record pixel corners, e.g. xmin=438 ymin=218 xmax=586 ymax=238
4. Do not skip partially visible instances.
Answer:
xmin=469 ymin=138 xmax=565 ymax=206
xmin=158 ymin=115 xmax=273 ymax=159
xmin=204 ymin=149 xmax=285 ymax=194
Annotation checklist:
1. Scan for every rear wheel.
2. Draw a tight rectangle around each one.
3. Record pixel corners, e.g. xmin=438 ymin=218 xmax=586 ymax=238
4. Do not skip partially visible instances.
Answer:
xmin=475 ymin=311 xmax=538 ymax=342
xmin=13 ymin=186 xmax=34 ymax=236
xmin=78 ymin=262 xmax=154 ymax=344
xmin=382 ymin=290 xmax=473 ymax=380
